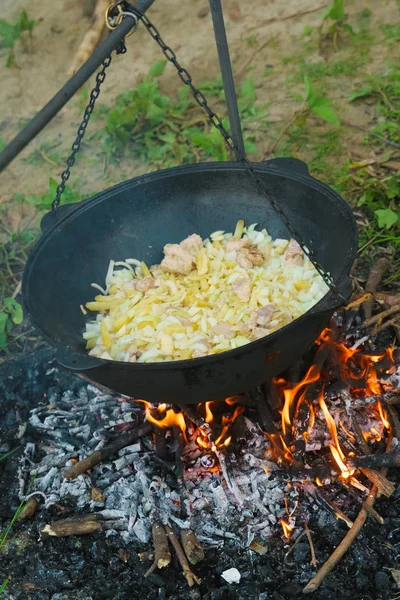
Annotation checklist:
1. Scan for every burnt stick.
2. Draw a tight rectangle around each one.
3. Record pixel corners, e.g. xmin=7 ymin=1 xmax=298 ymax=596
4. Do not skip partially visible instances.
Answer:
xmin=363 ymin=258 xmax=390 ymax=320
xmin=165 ymin=525 xmax=200 ymax=587
xmin=363 ymin=303 xmax=400 ymax=328
xmin=180 ymin=530 xmax=205 ymax=566
xmin=350 ymin=452 xmax=400 ymax=470
xmin=63 ymin=423 xmax=152 ymax=480
xmin=41 ymin=515 xmax=102 ymax=537
xmin=145 ymin=522 xmax=171 ymax=578
xmin=303 ymin=436 xmax=393 ymax=593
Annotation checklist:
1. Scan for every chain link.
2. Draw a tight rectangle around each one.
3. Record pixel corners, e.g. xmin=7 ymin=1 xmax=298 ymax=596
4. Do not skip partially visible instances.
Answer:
xmin=126 ymin=4 xmax=340 ymax=299
xmin=52 ymin=56 xmax=112 ymax=210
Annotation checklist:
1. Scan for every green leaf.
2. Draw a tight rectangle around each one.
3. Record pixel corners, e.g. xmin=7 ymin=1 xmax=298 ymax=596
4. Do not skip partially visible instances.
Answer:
xmin=0 ymin=578 xmax=9 ymax=593
xmin=148 ymin=59 xmax=166 ymax=79
xmin=309 ymin=96 xmax=340 ymax=125
xmin=342 ymin=23 xmax=355 ymax=35
xmin=375 ymin=208 xmax=399 ymax=229
xmin=348 ymin=86 xmax=373 ymax=102
xmin=3 ymin=298 xmax=23 ymax=324
xmin=0 ymin=312 xmax=8 ymax=333
xmin=322 ymin=0 xmax=345 ymax=22
xmin=244 ymin=141 xmax=257 ymax=154
xmin=190 ymin=131 xmax=215 ymax=153
xmin=0 ymin=19 xmax=17 ymax=48
xmin=0 ymin=137 xmax=5 ymax=152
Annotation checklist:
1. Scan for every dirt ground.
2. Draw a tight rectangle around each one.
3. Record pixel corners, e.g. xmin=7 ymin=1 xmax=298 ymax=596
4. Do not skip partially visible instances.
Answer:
xmin=0 ymin=0 xmax=398 ymax=230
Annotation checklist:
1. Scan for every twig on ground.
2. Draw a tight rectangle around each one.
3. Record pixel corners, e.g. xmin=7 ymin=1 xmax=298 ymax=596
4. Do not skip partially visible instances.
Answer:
xmin=303 ymin=436 xmax=392 ymax=594
xmin=63 ymin=423 xmax=151 ymax=480
xmin=249 ymin=3 xmax=328 ymax=30
xmin=363 ymin=258 xmax=390 ymax=320
xmin=180 ymin=529 xmax=205 ymax=565
xmin=305 ymin=524 xmax=318 ymax=568
xmin=17 ymin=497 xmax=38 ymax=521
xmin=342 ymin=120 xmax=400 ymax=150
xmin=363 ymin=304 xmax=400 ymax=328
xmin=165 ymin=525 xmax=200 ymax=587
xmin=145 ymin=522 xmax=171 ymax=578
xmin=361 ymin=501 xmax=384 ymax=525
xmin=41 ymin=515 xmax=102 ymax=537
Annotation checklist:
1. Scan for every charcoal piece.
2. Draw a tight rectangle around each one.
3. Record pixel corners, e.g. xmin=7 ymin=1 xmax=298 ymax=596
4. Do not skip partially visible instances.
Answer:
xmin=374 ymin=571 xmax=390 ymax=590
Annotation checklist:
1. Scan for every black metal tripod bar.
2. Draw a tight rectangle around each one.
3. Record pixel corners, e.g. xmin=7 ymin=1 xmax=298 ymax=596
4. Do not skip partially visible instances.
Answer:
xmin=0 ymin=0 xmax=245 ymax=172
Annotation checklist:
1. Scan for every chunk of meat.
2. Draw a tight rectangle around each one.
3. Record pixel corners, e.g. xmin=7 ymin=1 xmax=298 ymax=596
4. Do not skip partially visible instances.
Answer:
xmin=212 ymin=321 xmax=235 ymax=339
xmin=233 ymin=278 xmax=252 ymax=302
xmin=225 ymin=238 xmax=250 ymax=252
xmin=284 ymin=239 xmax=303 ymax=265
xmin=133 ymin=277 xmax=156 ymax=292
xmin=180 ymin=234 xmax=204 ymax=256
xmin=256 ymin=304 xmax=275 ymax=326
xmin=161 ymin=244 xmax=194 ymax=275
xmin=251 ymin=327 xmax=270 ymax=340
xmin=236 ymin=251 xmax=253 ymax=270
xmin=240 ymin=246 xmax=265 ymax=266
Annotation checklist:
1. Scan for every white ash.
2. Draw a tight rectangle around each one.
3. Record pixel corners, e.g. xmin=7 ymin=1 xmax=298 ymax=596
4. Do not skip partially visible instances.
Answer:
xmin=22 ymin=390 xmax=292 ymax=549
xmin=20 ymin=351 xmax=397 ymax=550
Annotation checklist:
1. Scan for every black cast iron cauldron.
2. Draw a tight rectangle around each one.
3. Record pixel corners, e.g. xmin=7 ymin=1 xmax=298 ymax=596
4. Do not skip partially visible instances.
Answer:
xmin=22 ymin=158 xmax=357 ymax=404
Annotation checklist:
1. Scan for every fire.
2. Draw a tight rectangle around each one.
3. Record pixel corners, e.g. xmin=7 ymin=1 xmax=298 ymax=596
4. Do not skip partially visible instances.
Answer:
xmin=205 ymin=401 xmax=214 ymax=424
xmin=267 ymin=433 xmax=294 ymax=464
xmin=280 ymin=518 xmax=293 ymax=539
xmin=319 ymin=390 xmax=354 ymax=479
xmin=196 ymin=434 xmax=209 ymax=449
xmin=280 ymin=364 xmax=320 ymax=436
xmin=136 ymin=400 xmax=188 ymax=443
xmin=213 ymin=405 xmax=244 ymax=448
xmin=377 ymin=400 xmax=390 ymax=429
xmin=339 ymin=419 xmax=356 ymax=442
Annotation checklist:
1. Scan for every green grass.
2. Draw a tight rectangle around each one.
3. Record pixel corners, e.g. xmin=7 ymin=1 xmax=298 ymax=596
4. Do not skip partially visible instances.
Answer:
xmin=95 ymin=61 xmax=263 ymax=170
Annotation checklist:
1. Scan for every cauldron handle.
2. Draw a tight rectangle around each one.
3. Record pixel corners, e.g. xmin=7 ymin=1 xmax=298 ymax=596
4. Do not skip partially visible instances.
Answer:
xmin=40 ymin=203 xmax=83 ymax=234
xmin=262 ymin=157 xmax=310 ymax=177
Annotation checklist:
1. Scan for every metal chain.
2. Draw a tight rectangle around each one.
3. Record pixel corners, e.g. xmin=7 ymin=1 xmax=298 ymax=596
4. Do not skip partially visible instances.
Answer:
xmin=52 ymin=55 xmax=113 ymax=210
xmin=52 ymin=2 xmax=340 ymax=299
xmin=127 ymin=4 xmax=341 ymax=299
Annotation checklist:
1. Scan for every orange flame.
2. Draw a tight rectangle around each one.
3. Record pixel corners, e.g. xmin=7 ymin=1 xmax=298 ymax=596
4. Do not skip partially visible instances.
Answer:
xmin=214 ymin=405 xmax=244 ymax=448
xmin=267 ymin=433 xmax=294 ymax=464
xmin=339 ymin=419 xmax=356 ymax=442
xmin=377 ymin=401 xmax=390 ymax=429
xmin=196 ymin=434 xmax=209 ymax=449
xmin=315 ymin=477 xmax=323 ymax=486
xmin=280 ymin=519 xmax=293 ymax=539
xmin=319 ymin=390 xmax=354 ymax=479
xmin=280 ymin=364 xmax=321 ymax=435
xmin=205 ymin=401 xmax=214 ymax=424
xmin=136 ymin=400 xmax=188 ymax=443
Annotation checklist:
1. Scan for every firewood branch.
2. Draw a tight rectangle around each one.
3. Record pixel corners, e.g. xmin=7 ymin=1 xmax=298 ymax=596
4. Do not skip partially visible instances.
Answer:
xmin=303 ymin=437 xmax=392 ymax=594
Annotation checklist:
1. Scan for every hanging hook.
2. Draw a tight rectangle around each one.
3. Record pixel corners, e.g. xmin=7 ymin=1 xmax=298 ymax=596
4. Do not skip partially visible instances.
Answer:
xmin=105 ymin=2 xmax=138 ymax=36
